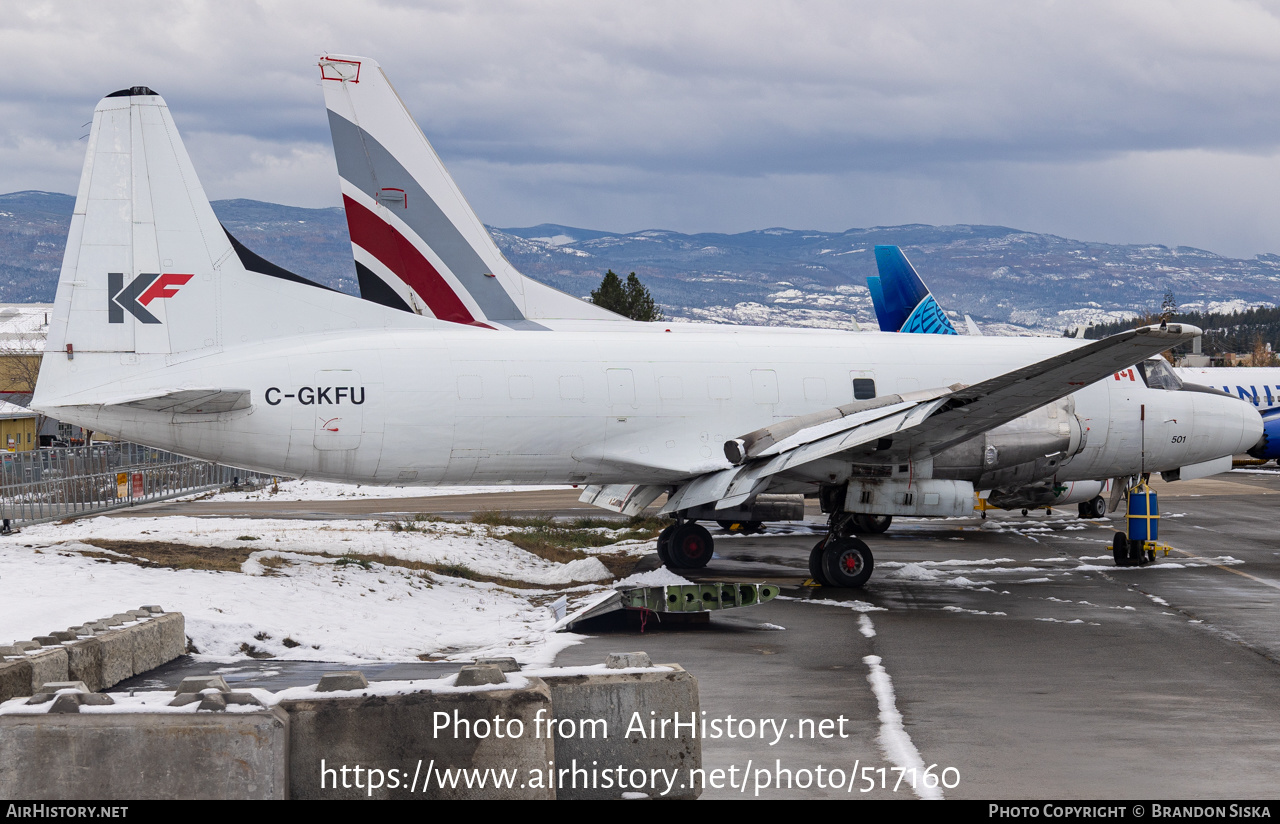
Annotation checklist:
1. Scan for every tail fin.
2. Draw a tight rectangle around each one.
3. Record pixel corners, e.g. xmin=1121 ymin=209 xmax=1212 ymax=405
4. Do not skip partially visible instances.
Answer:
xmin=320 ymin=55 xmax=621 ymax=327
xmin=35 ymin=86 xmax=419 ymax=409
xmin=869 ymin=245 xmax=957 ymax=335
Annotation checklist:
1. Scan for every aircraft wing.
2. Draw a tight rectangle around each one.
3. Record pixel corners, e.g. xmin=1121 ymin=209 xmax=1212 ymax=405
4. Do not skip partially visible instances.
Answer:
xmin=661 ymin=323 xmax=1198 ymax=513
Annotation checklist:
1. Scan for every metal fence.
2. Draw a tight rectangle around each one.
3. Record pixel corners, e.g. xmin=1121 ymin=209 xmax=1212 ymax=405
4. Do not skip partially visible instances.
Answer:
xmin=0 ymin=443 xmax=264 ymax=526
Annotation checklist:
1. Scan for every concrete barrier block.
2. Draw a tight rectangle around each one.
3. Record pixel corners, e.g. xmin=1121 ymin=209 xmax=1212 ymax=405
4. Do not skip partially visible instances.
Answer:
xmin=278 ymin=676 xmax=556 ymax=800
xmin=0 ymin=701 xmax=289 ymax=799
xmin=98 ymin=626 xmax=135 ymax=689
xmin=177 ymin=675 xmax=230 ymax=694
xmin=316 ymin=672 xmax=368 ymax=692
xmin=26 ymin=648 xmax=68 ymax=695
xmin=131 ymin=617 xmax=164 ymax=675
xmin=66 ymin=637 xmax=105 ymax=693
xmin=0 ymin=660 xmax=33 ymax=702
xmin=531 ymin=660 xmax=702 ymax=800
xmin=456 ymin=665 xmax=505 ymax=686
xmin=152 ymin=612 xmax=185 ymax=663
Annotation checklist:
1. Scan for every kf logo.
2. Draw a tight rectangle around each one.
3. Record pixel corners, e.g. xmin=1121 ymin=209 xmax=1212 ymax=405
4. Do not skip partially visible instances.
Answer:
xmin=108 ymin=272 xmax=193 ymax=324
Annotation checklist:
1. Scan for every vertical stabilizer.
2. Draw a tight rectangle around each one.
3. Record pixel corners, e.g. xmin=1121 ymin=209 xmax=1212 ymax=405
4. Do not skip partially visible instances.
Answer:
xmin=870 ymin=245 xmax=957 ymax=335
xmin=320 ymin=55 xmax=622 ymax=326
xmin=35 ymin=86 xmax=424 ymax=410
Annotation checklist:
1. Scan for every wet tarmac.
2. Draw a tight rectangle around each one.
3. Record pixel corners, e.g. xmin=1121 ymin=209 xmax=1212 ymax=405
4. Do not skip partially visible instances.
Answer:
xmin=117 ymin=471 xmax=1280 ymax=799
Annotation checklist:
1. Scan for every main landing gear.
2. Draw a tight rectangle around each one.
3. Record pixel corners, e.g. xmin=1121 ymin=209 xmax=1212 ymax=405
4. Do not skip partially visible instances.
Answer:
xmin=807 ymin=512 xmax=876 ymax=588
xmin=656 ymin=521 xmax=714 ymax=569
xmin=1078 ymin=495 xmax=1107 ymax=519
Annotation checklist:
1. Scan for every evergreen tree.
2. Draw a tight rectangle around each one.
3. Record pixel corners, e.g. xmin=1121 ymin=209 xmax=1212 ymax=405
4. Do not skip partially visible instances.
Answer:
xmin=590 ymin=270 xmax=627 ymax=314
xmin=591 ymin=270 xmax=664 ymax=321
xmin=623 ymin=272 xmax=663 ymax=322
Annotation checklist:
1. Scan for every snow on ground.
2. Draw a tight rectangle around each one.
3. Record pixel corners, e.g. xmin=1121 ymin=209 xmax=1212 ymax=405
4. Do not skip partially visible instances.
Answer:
xmin=0 ymin=514 xmax=660 ymax=666
xmin=197 ymin=479 xmax=573 ymax=502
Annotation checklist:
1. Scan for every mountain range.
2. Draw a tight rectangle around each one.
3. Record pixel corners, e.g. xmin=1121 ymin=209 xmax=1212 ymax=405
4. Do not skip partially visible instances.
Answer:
xmin=3 ymin=190 xmax=1277 ymax=333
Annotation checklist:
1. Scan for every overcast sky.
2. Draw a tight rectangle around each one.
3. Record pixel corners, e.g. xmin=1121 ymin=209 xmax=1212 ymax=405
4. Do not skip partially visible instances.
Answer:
xmin=5 ymin=0 xmax=1280 ymax=257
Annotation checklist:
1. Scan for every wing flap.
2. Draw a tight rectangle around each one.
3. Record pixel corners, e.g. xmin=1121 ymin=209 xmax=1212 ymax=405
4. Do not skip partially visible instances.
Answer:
xmin=578 ymin=483 xmax=666 ymax=516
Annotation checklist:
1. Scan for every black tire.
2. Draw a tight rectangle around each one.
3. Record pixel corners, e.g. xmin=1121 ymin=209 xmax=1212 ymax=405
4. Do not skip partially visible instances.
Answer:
xmin=1112 ymin=532 xmax=1131 ymax=567
xmin=666 ymin=522 xmax=714 ymax=569
xmin=1087 ymin=496 xmax=1107 ymax=519
xmin=821 ymin=536 xmax=875 ymax=588
xmin=741 ymin=521 xmax=764 ymax=535
xmin=1077 ymin=502 xmax=1090 ymax=519
xmin=808 ymin=538 xmax=831 ymax=586
xmin=656 ymin=524 xmax=676 ymax=567
xmin=852 ymin=514 xmax=892 ymax=534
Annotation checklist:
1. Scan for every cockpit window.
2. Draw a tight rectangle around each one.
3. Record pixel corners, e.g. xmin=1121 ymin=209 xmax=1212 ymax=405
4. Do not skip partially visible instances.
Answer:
xmin=1138 ymin=357 xmax=1182 ymax=391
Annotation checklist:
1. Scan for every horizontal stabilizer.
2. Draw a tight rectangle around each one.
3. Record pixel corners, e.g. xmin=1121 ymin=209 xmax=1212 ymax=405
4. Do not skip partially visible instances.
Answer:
xmin=113 ymin=388 xmax=251 ymax=415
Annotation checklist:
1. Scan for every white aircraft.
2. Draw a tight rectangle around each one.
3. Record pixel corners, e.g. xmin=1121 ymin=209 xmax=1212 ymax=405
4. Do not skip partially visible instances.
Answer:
xmin=30 ymin=64 xmax=1263 ymax=590
xmin=1175 ymin=367 xmax=1280 ymax=460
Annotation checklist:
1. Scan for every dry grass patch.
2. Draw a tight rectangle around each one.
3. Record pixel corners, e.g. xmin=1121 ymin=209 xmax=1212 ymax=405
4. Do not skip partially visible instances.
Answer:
xmin=327 ymin=551 xmax=550 ymax=590
xmin=470 ymin=511 xmax=666 ymax=564
xmin=76 ymin=540 xmax=256 ymax=572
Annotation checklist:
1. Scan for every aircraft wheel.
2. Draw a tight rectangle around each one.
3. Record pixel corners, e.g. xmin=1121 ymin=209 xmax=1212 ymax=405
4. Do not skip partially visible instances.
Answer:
xmin=1112 ymin=532 xmax=1131 ymax=567
xmin=656 ymin=524 xmax=676 ymax=567
xmin=808 ymin=538 xmax=831 ymax=586
xmin=821 ymin=536 xmax=874 ymax=588
xmin=852 ymin=514 xmax=892 ymax=534
xmin=666 ymin=523 xmax=714 ymax=569
xmin=1083 ymin=496 xmax=1107 ymax=519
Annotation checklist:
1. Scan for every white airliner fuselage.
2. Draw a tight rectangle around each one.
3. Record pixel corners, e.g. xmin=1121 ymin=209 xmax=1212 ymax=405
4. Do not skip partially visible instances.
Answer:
xmin=28 ymin=78 xmax=1264 ymax=585
xmin=39 ymin=323 xmax=1258 ymax=488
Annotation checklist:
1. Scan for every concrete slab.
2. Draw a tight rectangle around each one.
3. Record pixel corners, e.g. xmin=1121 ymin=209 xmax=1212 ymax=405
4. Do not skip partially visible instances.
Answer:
xmin=534 ymin=663 xmax=701 ymax=800
xmin=279 ymin=678 xmax=555 ymax=800
xmin=25 ymin=648 xmax=67 ymax=695
xmin=0 ymin=708 xmax=290 ymax=799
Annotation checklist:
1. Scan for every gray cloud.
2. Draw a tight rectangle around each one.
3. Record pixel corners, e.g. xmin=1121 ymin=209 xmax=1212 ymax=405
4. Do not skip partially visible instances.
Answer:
xmin=5 ymin=0 xmax=1280 ymax=256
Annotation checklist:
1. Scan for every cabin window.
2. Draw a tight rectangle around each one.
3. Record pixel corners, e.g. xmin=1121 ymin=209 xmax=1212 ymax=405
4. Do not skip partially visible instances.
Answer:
xmin=853 ymin=378 xmax=876 ymax=400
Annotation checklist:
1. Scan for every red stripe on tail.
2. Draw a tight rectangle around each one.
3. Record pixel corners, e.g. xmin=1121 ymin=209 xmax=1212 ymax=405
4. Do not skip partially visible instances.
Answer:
xmin=343 ymin=195 xmax=479 ymax=325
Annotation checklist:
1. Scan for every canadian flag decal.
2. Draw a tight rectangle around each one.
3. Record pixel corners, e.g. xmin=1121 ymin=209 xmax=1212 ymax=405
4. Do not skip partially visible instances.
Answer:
xmin=108 ymin=273 xmax=194 ymax=324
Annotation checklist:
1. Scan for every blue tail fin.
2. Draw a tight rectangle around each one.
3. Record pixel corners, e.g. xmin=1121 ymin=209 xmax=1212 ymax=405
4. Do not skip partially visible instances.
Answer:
xmin=871 ymin=245 xmax=957 ymax=334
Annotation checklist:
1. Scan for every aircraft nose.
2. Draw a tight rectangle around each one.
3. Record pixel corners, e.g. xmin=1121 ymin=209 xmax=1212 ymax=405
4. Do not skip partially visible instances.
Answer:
xmin=1225 ymin=396 xmax=1265 ymax=455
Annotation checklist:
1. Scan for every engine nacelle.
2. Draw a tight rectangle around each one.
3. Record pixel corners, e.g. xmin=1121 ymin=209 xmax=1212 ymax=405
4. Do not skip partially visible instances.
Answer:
xmin=933 ymin=398 xmax=1085 ymax=488
xmin=985 ymin=479 xmax=1105 ymax=510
